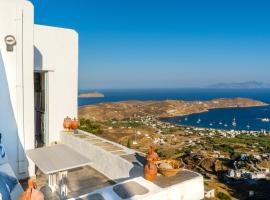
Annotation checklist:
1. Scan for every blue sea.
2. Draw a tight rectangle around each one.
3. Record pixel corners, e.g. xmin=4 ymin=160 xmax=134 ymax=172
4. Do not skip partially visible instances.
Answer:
xmin=78 ymin=89 xmax=270 ymax=131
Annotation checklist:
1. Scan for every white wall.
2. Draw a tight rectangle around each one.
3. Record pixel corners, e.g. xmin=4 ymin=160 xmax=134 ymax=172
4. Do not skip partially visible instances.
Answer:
xmin=34 ymin=25 xmax=78 ymax=143
xmin=0 ymin=0 xmax=35 ymax=179
xmin=0 ymin=0 xmax=78 ymax=179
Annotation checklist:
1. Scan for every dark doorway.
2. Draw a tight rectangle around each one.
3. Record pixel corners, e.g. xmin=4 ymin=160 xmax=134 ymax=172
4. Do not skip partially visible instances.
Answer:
xmin=34 ymin=72 xmax=48 ymax=147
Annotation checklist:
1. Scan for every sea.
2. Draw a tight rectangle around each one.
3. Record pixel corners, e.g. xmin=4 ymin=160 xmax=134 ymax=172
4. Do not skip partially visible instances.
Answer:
xmin=78 ymin=88 xmax=270 ymax=132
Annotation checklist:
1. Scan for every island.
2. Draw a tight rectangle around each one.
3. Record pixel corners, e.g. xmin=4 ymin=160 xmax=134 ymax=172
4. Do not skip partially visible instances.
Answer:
xmin=209 ymin=81 xmax=270 ymax=89
xmin=78 ymin=92 xmax=104 ymax=98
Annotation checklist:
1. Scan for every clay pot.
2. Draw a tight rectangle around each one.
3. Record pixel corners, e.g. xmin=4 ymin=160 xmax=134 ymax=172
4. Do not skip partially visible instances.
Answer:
xmin=144 ymin=160 xmax=157 ymax=181
xmin=19 ymin=179 xmax=44 ymax=200
xmin=71 ymin=118 xmax=79 ymax=130
xmin=146 ymin=146 xmax=159 ymax=162
xmin=63 ymin=117 xmax=72 ymax=130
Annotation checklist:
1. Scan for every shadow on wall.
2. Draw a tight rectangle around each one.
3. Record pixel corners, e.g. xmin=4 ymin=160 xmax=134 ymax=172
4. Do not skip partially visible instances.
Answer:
xmin=0 ymin=50 xmax=29 ymax=178
xmin=111 ymin=153 xmax=146 ymax=183
xmin=72 ymin=153 xmax=147 ymax=198
xmin=34 ymin=46 xmax=42 ymax=71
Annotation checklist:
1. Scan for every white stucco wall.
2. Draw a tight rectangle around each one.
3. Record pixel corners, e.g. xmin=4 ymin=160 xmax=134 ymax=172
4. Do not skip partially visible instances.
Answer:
xmin=34 ymin=25 xmax=78 ymax=143
xmin=0 ymin=0 xmax=78 ymax=179
xmin=0 ymin=0 xmax=35 ymax=179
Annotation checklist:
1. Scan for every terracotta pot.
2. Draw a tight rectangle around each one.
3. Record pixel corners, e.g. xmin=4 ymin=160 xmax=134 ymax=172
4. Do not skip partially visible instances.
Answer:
xmin=71 ymin=118 xmax=79 ymax=130
xmin=146 ymin=146 xmax=159 ymax=162
xmin=63 ymin=117 xmax=72 ymax=130
xmin=144 ymin=160 xmax=157 ymax=181
xmin=19 ymin=179 xmax=44 ymax=200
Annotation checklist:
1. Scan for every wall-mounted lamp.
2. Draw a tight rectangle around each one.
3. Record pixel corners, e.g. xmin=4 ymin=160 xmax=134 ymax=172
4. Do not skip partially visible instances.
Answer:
xmin=4 ymin=35 xmax=16 ymax=52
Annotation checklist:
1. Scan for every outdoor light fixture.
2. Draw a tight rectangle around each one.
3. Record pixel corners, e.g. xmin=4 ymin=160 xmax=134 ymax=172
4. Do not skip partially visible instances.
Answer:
xmin=4 ymin=35 xmax=16 ymax=52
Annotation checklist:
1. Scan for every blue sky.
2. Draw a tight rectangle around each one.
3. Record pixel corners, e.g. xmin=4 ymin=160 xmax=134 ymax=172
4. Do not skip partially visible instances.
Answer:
xmin=30 ymin=0 xmax=270 ymax=89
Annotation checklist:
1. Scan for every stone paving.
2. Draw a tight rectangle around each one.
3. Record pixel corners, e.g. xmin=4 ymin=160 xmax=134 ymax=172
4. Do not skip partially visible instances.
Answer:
xmin=73 ymin=132 xmax=130 ymax=156
xmin=22 ymin=166 xmax=115 ymax=200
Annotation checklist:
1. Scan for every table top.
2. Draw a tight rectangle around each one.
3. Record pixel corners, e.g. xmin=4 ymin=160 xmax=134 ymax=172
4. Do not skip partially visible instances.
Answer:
xmin=26 ymin=144 xmax=92 ymax=174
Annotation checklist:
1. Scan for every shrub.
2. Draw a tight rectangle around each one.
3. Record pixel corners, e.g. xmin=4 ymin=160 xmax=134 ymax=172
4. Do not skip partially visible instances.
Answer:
xmin=213 ymin=144 xmax=234 ymax=155
xmin=106 ymin=119 xmax=143 ymax=128
xmin=79 ymin=118 xmax=103 ymax=134
xmin=127 ymin=139 xmax=132 ymax=148
xmin=216 ymin=192 xmax=231 ymax=200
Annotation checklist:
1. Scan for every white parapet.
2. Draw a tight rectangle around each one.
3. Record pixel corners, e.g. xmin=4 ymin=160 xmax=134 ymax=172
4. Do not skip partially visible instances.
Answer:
xmin=69 ymin=175 xmax=204 ymax=200
xmin=60 ymin=131 xmax=204 ymax=200
xmin=60 ymin=131 xmax=142 ymax=182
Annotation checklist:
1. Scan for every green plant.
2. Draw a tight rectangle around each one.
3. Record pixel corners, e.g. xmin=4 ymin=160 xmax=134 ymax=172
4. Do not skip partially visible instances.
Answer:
xmin=127 ymin=139 xmax=132 ymax=148
xmin=213 ymin=144 xmax=234 ymax=155
xmin=106 ymin=119 xmax=144 ymax=128
xmin=79 ymin=118 xmax=103 ymax=134
xmin=216 ymin=192 xmax=231 ymax=200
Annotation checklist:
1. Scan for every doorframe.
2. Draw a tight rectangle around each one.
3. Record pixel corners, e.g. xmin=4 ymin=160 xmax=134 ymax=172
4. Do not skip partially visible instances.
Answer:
xmin=43 ymin=71 xmax=49 ymax=145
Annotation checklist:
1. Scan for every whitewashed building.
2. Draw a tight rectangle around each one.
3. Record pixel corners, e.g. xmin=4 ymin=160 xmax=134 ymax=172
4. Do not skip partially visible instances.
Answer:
xmin=0 ymin=0 xmax=78 ymax=179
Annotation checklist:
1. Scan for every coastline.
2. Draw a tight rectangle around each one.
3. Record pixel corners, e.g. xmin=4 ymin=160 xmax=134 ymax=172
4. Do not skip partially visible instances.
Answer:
xmin=160 ymin=105 xmax=270 ymax=132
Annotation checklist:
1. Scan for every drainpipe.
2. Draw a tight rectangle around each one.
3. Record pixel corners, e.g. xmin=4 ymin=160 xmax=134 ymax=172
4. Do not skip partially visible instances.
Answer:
xmin=15 ymin=6 xmax=26 ymax=176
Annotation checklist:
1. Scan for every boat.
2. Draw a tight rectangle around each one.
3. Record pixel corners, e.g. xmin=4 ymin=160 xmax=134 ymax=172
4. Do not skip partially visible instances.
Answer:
xmin=261 ymin=118 xmax=270 ymax=122
xmin=185 ymin=117 xmax=188 ymax=121
xmin=224 ymin=124 xmax=228 ymax=127
xmin=197 ymin=118 xmax=201 ymax=124
xmin=246 ymin=124 xmax=250 ymax=129
xmin=232 ymin=118 xmax=237 ymax=127
xmin=210 ymin=123 xmax=213 ymax=126
xmin=219 ymin=122 xmax=223 ymax=125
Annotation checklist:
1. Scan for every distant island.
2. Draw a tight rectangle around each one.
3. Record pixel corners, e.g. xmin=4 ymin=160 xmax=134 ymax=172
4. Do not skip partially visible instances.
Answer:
xmin=209 ymin=81 xmax=270 ymax=89
xmin=79 ymin=98 xmax=268 ymax=121
xmin=78 ymin=92 xmax=104 ymax=98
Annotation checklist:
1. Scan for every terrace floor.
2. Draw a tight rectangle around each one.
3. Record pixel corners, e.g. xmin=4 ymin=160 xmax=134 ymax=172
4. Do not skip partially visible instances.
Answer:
xmin=22 ymin=166 xmax=115 ymax=200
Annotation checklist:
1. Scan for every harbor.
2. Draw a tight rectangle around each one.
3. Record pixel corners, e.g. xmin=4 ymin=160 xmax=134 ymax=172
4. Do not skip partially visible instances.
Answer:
xmin=162 ymin=106 xmax=270 ymax=132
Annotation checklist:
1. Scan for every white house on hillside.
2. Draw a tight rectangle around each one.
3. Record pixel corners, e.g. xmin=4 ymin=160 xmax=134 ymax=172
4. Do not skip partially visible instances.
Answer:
xmin=0 ymin=0 xmax=78 ymax=179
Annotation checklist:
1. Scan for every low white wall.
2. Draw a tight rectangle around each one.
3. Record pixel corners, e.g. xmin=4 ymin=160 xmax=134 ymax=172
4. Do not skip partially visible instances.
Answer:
xmin=34 ymin=25 xmax=78 ymax=143
xmin=60 ymin=132 xmax=143 ymax=182
xmin=62 ymin=132 xmax=204 ymax=199
xmin=165 ymin=175 xmax=204 ymax=200
xmin=70 ymin=176 xmax=204 ymax=200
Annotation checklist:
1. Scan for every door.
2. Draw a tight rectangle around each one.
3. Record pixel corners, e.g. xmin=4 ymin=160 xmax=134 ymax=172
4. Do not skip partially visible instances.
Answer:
xmin=34 ymin=72 xmax=49 ymax=147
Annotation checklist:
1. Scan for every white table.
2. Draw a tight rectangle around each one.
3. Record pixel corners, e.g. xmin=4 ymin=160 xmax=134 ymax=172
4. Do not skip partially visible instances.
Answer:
xmin=26 ymin=144 xmax=92 ymax=199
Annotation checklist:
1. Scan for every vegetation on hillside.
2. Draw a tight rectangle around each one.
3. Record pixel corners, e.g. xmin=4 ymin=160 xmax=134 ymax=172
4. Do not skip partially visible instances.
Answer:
xmin=104 ymin=119 xmax=144 ymax=128
xmin=79 ymin=118 xmax=103 ymax=134
xmin=211 ymin=135 xmax=270 ymax=153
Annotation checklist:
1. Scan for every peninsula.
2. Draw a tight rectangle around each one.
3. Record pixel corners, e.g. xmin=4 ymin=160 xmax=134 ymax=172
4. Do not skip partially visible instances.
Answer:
xmin=79 ymin=98 xmax=267 ymax=121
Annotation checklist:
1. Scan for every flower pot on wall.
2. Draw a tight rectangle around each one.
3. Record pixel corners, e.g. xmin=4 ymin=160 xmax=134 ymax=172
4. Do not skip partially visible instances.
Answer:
xmin=63 ymin=117 xmax=72 ymax=130
xmin=146 ymin=146 xmax=159 ymax=162
xmin=144 ymin=160 xmax=157 ymax=181
xmin=71 ymin=118 xmax=79 ymax=130
xmin=144 ymin=145 xmax=159 ymax=182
